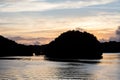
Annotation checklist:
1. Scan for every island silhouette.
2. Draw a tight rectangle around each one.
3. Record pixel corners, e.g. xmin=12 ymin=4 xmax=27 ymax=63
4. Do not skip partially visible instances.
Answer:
xmin=44 ymin=30 xmax=103 ymax=60
xmin=1 ymin=30 xmax=120 ymax=59
xmin=0 ymin=35 xmax=42 ymax=56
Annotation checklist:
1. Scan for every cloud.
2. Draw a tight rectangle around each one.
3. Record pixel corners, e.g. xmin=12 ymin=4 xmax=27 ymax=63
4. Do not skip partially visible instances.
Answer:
xmin=1 ymin=12 xmax=120 ymax=28
xmin=8 ymin=36 xmax=53 ymax=45
xmin=109 ymin=26 xmax=120 ymax=42
xmin=0 ymin=0 xmax=116 ymax=12
xmin=1 ymin=12 xmax=120 ymax=41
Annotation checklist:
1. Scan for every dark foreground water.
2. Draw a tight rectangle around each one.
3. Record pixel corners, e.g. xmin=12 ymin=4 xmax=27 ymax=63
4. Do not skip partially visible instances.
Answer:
xmin=0 ymin=53 xmax=120 ymax=80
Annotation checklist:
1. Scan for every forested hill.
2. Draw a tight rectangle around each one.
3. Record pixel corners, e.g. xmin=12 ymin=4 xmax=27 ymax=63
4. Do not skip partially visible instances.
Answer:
xmin=1 ymin=33 xmax=120 ymax=57
xmin=0 ymin=35 xmax=42 ymax=57
xmin=101 ymin=41 xmax=120 ymax=53
xmin=44 ymin=30 xmax=103 ymax=59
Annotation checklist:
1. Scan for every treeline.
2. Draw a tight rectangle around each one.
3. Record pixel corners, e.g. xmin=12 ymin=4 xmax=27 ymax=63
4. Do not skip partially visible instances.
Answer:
xmin=0 ymin=35 xmax=44 ymax=57
xmin=1 ymin=31 xmax=120 ymax=57
xmin=44 ymin=30 xmax=102 ymax=59
xmin=101 ymin=41 xmax=120 ymax=53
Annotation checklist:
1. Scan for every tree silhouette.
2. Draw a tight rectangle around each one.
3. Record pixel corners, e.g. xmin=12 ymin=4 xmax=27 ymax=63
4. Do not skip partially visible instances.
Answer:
xmin=102 ymin=41 xmax=120 ymax=52
xmin=0 ymin=35 xmax=41 ymax=56
xmin=45 ymin=30 xmax=103 ymax=60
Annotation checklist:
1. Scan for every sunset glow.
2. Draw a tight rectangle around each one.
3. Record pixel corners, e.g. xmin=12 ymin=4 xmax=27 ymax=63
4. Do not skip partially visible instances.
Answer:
xmin=0 ymin=0 xmax=120 ymax=45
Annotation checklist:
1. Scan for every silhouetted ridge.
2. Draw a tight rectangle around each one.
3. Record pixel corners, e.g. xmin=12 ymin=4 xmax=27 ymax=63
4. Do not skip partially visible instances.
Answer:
xmin=0 ymin=35 xmax=17 ymax=45
xmin=101 ymin=41 xmax=120 ymax=52
xmin=0 ymin=35 xmax=42 ymax=56
xmin=45 ymin=30 xmax=103 ymax=60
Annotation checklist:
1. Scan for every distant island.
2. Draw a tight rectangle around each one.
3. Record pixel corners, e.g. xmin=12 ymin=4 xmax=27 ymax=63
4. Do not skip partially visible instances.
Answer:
xmin=1 ymin=30 xmax=120 ymax=59
xmin=0 ymin=35 xmax=42 ymax=56
xmin=45 ymin=30 xmax=103 ymax=60
xmin=102 ymin=41 xmax=120 ymax=53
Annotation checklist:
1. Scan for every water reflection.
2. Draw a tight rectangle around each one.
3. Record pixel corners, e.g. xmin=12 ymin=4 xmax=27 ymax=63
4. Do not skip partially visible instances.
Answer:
xmin=0 ymin=53 xmax=120 ymax=80
xmin=92 ymin=53 xmax=120 ymax=80
xmin=53 ymin=62 xmax=94 ymax=80
xmin=0 ymin=55 xmax=45 ymax=61
xmin=100 ymin=53 xmax=120 ymax=64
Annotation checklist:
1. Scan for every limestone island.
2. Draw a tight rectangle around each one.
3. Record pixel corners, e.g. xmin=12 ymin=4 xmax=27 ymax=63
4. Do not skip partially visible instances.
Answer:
xmin=45 ymin=30 xmax=103 ymax=61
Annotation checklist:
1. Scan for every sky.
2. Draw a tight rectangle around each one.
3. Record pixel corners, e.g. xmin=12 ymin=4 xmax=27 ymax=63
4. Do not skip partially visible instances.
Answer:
xmin=0 ymin=0 xmax=120 ymax=45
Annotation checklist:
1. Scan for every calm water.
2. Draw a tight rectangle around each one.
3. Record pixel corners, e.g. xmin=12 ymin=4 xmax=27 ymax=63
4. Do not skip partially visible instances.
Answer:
xmin=0 ymin=53 xmax=120 ymax=80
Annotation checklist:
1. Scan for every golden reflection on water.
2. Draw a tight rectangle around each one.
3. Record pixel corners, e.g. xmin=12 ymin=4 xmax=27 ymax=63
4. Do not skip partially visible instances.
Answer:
xmin=0 ymin=53 xmax=120 ymax=80
xmin=91 ymin=53 xmax=120 ymax=80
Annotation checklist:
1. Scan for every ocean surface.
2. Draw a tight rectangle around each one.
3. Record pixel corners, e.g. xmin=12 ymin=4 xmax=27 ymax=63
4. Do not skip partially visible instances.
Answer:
xmin=0 ymin=53 xmax=120 ymax=80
